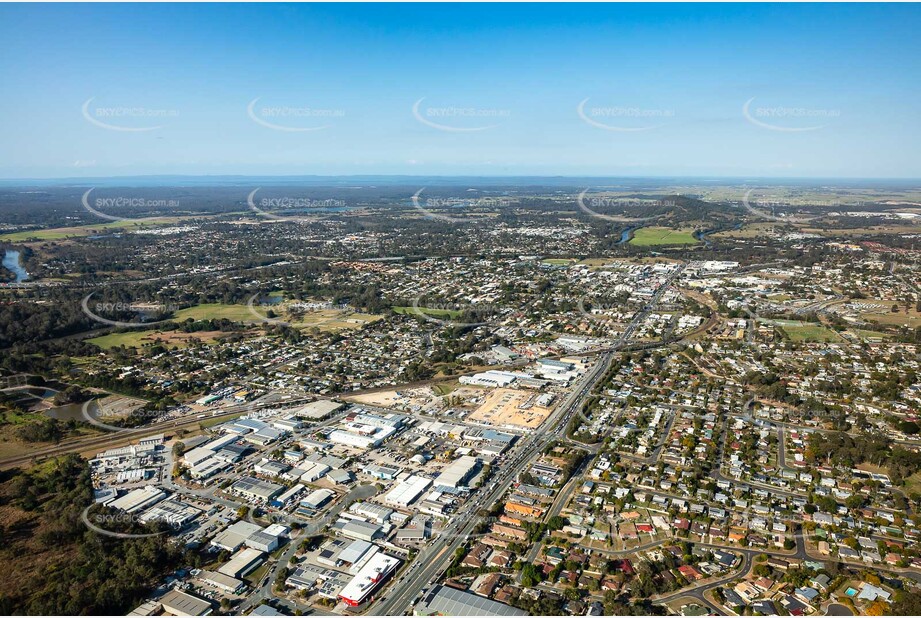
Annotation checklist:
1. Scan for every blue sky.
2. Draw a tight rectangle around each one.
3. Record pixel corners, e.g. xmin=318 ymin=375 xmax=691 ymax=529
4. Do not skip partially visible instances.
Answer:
xmin=1 ymin=3 xmax=919 ymax=179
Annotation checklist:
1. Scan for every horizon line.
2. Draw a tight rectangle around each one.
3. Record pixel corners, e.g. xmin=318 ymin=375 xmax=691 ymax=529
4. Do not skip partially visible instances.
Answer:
xmin=1 ymin=173 xmax=919 ymax=184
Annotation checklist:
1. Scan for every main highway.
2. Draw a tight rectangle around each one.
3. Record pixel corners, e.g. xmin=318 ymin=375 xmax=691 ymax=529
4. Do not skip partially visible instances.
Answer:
xmin=368 ymin=264 xmax=687 ymax=615
xmin=367 ymin=347 xmax=615 ymax=616
xmin=3 ymin=260 xmax=689 ymax=615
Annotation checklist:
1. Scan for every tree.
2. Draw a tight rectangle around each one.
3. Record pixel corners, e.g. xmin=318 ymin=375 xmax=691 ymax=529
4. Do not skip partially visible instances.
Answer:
xmin=892 ymin=589 xmax=921 ymax=615
xmin=521 ymin=563 xmax=543 ymax=587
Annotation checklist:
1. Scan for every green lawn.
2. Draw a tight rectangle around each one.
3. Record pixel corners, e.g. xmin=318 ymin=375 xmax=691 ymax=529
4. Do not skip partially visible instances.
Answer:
xmin=86 ymin=328 xmax=224 ymax=349
xmin=759 ymin=318 xmax=842 ymax=342
xmin=850 ymin=329 xmax=891 ymax=341
xmin=904 ymin=471 xmax=921 ymax=496
xmin=782 ymin=323 xmax=842 ymax=342
xmin=432 ymin=382 xmax=458 ymax=396
xmin=0 ymin=229 xmax=74 ymax=241
xmin=173 ymin=303 xmax=258 ymax=322
xmin=87 ymin=331 xmax=157 ymax=349
xmin=198 ymin=412 xmax=246 ymax=429
xmin=629 ymin=227 xmax=700 ymax=246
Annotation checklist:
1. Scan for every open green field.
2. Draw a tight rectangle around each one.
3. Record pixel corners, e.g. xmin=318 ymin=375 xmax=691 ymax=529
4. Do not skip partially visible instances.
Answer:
xmin=856 ymin=301 xmax=921 ymax=327
xmin=765 ymin=319 xmax=842 ymax=342
xmin=0 ymin=218 xmax=180 ymax=242
xmin=393 ymin=306 xmax=463 ymax=318
xmin=849 ymin=329 xmax=892 ymax=341
xmin=87 ymin=331 xmax=158 ymax=349
xmin=173 ymin=302 xmax=383 ymax=331
xmin=173 ymin=303 xmax=256 ymax=322
xmin=432 ymin=382 xmax=459 ymax=396
xmin=781 ymin=322 xmax=841 ymax=343
xmin=712 ymin=222 xmax=779 ymax=239
xmin=296 ymin=310 xmax=383 ymax=330
xmin=629 ymin=227 xmax=700 ymax=246
xmin=904 ymin=471 xmax=921 ymax=496
xmin=805 ymin=225 xmax=921 ymax=237
xmin=87 ymin=328 xmax=225 ymax=349
xmin=0 ymin=229 xmax=74 ymax=241
xmin=198 ymin=412 xmax=246 ymax=429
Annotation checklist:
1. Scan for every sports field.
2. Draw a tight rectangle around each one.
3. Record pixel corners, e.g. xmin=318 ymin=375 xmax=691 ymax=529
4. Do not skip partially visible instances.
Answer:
xmin=173 ymin=303 xmax=256 ymax=322
xmin=629 ymin=227 xmax=700 ymax=246
xmin=762 ymin=319 xmax=842 ymax=342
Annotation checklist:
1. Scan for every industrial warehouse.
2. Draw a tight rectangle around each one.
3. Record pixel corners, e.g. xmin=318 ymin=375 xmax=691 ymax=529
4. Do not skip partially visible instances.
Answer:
xmin=101 ymin=395 xmax=531 ymax=616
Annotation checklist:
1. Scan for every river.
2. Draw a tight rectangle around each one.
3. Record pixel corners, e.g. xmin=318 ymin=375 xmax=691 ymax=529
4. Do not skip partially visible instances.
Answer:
xmin=618 ymin=226 xmax=638 ymax=245
xmin=2 ymin=249 xmax=29 ymax=282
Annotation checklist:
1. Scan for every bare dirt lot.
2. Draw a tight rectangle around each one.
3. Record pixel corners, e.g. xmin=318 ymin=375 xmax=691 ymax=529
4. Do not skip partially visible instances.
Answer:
xmin=467 ymin=388 xmax=554 ymax=429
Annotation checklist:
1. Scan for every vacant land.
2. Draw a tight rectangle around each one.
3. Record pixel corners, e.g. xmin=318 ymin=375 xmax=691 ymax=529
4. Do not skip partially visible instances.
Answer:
xmin=712 ymin=222 xmax=779 ymax=239
xmin=804 ymin=225 xmax=921 ymax=237
xmin=87 ymin=329 xmax=225 ymax=349
xmin=432 ymin=383 xmax=458 ymax=396
xmin=856 ymin=301 xmax=921 ymax=327
xmin=468 ymin=387 xmax=554 ymax=429
xmin=629 ymin=227 xmax=700 ymax=246
xmin=170 ymin=303 xmax=383 ymax=332
xmin=904 ymin=471 xmax=921 ymax=496
xmin=576 ymin=258 xmax=614 ymax=271
xmin=0 ymin=218 xmax=182 ymax=242
xmin=296 ymin=310 xmax=383 ymax=331
xmin=348 ymin=390 xmax=408 ymax=408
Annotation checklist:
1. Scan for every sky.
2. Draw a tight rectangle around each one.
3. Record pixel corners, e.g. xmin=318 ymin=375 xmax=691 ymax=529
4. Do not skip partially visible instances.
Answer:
xmin=1 ymin=3 xmax=919 ymax=179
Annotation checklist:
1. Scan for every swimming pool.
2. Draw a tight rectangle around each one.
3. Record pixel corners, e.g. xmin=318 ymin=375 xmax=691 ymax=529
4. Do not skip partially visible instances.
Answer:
xmin=845 ymin=587 xmax=858 ymax=597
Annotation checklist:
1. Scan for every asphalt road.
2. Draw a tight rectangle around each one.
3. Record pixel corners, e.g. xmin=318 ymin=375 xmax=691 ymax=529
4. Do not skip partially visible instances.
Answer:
xmin=520 ymin=453 xmax=593 ymax=569
xmin=0 ymin=392 xmax=306 ymax=470
xmin=239 ymin=483 xmax=377 ymax=614
xmin=369 ymin=350 xmax=616 ymax=616
xmin=825 ymin=603 xmax=855 ymax=616
xmin=369 ymin=265 xmax=688 ymax=615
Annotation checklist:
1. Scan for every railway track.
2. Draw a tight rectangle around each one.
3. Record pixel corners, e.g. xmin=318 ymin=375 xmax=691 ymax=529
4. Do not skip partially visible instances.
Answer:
xmin=0 ymin=400 xmax=279 ymax=470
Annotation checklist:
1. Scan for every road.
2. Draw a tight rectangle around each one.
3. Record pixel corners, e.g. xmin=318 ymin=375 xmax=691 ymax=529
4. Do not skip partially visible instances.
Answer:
xmin=520 ymin=452 xmax=592 ymax=569
xmin=824 ymin=602 xmax=855 ymax=616
xmin=368 ymin=348 xmax=617 ymax=616
xmin=0 ymin=354 xmax=545 ymax=472
xmin=239 ymin=483 xmax=377 ymax=614
xmin=369 ymin=264 xmax=687 ymax=615
xmin=654 ymin=550 xmax=752 ymax=613
xmin=650 ymin=529 xmax=816 ymax=613
xmin=0 ymin=394 xmax=301 ymax=470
